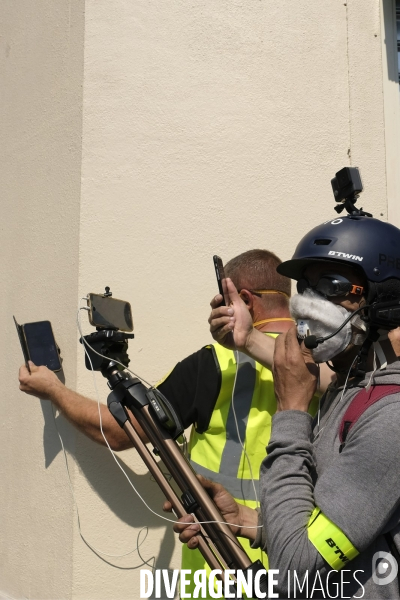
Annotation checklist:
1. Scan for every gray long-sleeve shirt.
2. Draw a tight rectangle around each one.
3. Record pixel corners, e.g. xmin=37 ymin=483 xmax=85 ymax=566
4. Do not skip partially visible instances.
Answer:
xmin=256 ymin=363 xmax=400 ymax=599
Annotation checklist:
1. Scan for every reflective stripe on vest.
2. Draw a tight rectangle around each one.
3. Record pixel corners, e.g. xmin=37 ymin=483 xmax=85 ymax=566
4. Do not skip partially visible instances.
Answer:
xmin=307 ymin=507 xmax=359 ymax=570
xmin=189 ymin=339 xmax=278 ymax=503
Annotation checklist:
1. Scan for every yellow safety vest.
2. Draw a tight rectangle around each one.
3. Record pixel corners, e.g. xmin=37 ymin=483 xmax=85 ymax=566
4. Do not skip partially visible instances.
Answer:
xmin=182 ymin=338 xmax=278 ymax=597
xmin=181 ymin=340 xmax=319 ymax=598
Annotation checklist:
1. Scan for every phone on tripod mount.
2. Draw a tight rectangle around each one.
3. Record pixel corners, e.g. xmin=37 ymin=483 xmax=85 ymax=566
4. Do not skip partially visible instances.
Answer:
xmin=87 ymin=287 xmax=133 ymax=332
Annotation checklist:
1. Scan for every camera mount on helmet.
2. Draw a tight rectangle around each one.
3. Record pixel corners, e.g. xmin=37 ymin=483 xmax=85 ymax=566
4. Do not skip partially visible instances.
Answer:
xmin=331 ymin=167 xmax=372 ymax=217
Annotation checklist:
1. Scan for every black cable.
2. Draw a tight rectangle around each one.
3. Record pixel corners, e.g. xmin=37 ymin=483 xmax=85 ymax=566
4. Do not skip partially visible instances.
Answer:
xmin=304 ymin=304 xmax=368 ymax=350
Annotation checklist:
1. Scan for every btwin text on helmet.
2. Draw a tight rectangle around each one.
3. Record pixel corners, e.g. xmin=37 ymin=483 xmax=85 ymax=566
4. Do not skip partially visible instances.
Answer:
xmin=328 ymin=251 xmax=363 ymax=262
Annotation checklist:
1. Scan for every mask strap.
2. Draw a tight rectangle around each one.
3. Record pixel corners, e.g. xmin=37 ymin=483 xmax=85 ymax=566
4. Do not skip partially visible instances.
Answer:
xmin=351 ymin=313 xmax=367 ymax=332
xmin=351 ymin=332 xmax=367 ymax=346
xmin=251 ymin=290 xmax=290 ymax=298
xmin=253 ymin=318 xmax=295 ymax=327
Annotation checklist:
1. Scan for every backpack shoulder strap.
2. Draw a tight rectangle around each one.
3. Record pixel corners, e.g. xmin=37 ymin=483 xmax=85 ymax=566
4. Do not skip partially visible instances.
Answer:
xmin=339 ymin=384 xmax=400 ymax=453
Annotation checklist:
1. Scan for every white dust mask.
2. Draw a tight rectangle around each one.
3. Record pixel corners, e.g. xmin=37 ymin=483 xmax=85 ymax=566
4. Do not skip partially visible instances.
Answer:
xmin=290 ymin=289 xmax=365 ymax=363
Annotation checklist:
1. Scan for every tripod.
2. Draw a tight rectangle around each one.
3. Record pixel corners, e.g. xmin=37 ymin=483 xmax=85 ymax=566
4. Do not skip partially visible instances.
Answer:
xmin=82 ymin=330 xmax=268 ymax=598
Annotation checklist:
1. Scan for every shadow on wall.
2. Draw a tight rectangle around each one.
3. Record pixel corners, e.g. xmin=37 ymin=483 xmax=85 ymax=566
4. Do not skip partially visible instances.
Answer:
xmin=40 ymin=400 xmax=178 ymax=581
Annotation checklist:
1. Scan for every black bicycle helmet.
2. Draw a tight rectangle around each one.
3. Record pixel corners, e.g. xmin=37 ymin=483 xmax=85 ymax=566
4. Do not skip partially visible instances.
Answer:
xmin=277 ymin=214 xmax=400 ymax=302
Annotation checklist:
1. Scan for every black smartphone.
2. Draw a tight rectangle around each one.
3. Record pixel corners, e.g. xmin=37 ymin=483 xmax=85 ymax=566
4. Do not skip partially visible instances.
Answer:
xmin=87 ymin=293 xmax=133 ymax=332
xmin=213 ymin=255 xmax=230 ymax=306
xmin=13 ymin=317 xmax=62 ymax=372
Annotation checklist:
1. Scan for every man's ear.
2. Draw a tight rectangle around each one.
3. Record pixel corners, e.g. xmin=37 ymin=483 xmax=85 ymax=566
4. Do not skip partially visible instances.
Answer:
xmin=239 ymin=289 xmax=254 ymax=310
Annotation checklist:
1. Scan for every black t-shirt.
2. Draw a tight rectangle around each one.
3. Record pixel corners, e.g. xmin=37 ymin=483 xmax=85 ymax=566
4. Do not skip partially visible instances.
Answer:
xmin=157 ymin=346 xmax=221 ymax=433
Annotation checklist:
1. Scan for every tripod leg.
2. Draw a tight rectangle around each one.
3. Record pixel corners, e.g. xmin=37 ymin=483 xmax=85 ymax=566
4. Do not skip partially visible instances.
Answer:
xmin=132 ymin=404 xmax=252 ymax=572
xmin=107 ymin=376 xmax=254 ymax=587
xmin=122 ymin=420 xmax=229 ymax=575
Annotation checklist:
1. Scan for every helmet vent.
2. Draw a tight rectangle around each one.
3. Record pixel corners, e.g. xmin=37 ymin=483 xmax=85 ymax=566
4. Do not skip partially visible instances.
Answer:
xmin=314 ymin=239 xmax=332 ymax=245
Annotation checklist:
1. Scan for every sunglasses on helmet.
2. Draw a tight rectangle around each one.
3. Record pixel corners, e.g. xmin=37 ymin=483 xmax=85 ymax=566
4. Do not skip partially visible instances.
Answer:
xmin=297 ymin=274 xmax=364 ymax=298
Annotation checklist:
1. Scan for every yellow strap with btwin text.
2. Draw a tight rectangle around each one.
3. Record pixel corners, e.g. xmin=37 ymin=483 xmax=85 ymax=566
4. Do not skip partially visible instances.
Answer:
xmin=307 ymin=507 xmax=359 ymax=570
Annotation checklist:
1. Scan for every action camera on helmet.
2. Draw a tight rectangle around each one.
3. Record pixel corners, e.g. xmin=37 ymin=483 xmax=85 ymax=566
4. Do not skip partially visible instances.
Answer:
xmin=330 ymin=167 xmax=372 ymax=217
xmin=331 ymin=167 xmax=363 ymax=203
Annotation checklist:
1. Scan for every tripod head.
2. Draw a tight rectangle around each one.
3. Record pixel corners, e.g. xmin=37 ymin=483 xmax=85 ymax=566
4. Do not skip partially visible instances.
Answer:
xmin=80 ymin=328 xmax=135 ymax=375
xmin=80 ymin=287 xmax=135 ymax=375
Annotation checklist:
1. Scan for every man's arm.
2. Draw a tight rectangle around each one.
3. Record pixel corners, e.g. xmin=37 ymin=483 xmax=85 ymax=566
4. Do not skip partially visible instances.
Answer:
xmin=258 ymin=400 xmax=400 ymax=592
xmin=256 ymin=328 xmax=400 ymax=596
xmin=19 ymin=362 xmax=140 ymax=450
xmin=18 ymin=348 xmax=219 ymax=449
xmin=208 ymin=280 xmax=335 ymax=393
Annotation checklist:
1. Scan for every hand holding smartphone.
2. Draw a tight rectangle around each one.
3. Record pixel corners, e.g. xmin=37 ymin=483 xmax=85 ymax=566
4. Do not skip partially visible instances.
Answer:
xmin=14 ymin=317 xmax=62 ymax=372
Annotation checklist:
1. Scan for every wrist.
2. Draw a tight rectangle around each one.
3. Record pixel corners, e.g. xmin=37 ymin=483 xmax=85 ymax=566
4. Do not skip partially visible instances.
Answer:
xmin=276 ymin=402 xmax=310 ymax=413
xmin=243 ymin=328 xmax=259 ymax=356
xmin=45 ymin=378 xmax=65 ymax=404
xmin=237 ymin=505 xmax=258 ymax=541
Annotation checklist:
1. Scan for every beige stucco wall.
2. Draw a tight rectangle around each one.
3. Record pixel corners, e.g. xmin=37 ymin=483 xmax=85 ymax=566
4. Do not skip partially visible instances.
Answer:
xmin=381 ymin=0 xmax=400 ymax=225
xmin=1 ymin=1 xmax=399 ymax=599
xmin=0 ymin=1 xmax=84 ymax=599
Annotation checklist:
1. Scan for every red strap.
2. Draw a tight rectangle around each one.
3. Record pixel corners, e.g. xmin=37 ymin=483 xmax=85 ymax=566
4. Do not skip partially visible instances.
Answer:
xmin=339 ymin=385 xmax=400 ymax=445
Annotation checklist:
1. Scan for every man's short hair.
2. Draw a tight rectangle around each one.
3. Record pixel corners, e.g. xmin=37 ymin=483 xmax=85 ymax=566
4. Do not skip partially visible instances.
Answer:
xmin=225 ymin=250 xmax=291 ymax=308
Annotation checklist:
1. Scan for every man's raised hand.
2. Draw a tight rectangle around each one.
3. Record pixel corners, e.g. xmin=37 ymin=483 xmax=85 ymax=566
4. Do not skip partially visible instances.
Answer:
xmin=208 ymin=278 xmax=253 ymax=351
